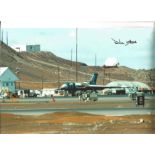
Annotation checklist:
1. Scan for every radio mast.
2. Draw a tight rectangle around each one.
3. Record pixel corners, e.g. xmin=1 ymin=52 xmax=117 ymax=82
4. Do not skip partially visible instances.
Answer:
xmin=6 ymin=31 xmax=8 ymax=45
xmin=75 ymin=28 xmax=78 ymax=82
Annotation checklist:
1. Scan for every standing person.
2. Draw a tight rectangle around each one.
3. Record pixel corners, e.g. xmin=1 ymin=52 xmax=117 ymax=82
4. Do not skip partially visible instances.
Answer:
xmin=78 ymin=91 xmax=82 ymax=101
xmin=51 ymin=94 xmax=55 ymax=103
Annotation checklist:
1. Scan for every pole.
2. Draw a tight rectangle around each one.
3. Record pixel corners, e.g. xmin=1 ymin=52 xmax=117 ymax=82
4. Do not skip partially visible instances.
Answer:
xmin=71 ymin=49 xmax=73 ymax=66
xmin=95 ymin=53 xmax=97 ymax=72
xmin=57 ymin=66 xmax=60 ymax=88
xmin=103 ymin=66 xmax=105 ymax=85
xmin=19 ymin=81 xmax=20 ymax=89
xmin=6 ymin=31 xmax=8 ymax=45
xmin=18 ymin=72 xmax=20 ymax=89
xmin=0 ymin=21 xmax=1 ymax=43
xmin=68 ymin=49 xmax=73 ymax=81
xmin=109 ymin=68 xmax=111 ymax=82
xmin=1 ymin=30 xmax=3 ymax=43
xmin=41 ymin=74 xmax=43 ymax=89
xmin=76 ymin=28 xmax=78 ymax=82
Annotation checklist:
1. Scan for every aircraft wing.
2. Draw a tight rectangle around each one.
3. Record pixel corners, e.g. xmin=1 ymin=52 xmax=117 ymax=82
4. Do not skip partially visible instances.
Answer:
xmin=75 ymin=85 xmax=125 ymax=91
xmin=60 ymin=84 xmax=126 ymax=91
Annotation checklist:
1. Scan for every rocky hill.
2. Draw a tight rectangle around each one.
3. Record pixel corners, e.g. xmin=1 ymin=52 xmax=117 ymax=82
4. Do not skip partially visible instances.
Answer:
xmin=0 ymin=42 xmax=155 ymax=89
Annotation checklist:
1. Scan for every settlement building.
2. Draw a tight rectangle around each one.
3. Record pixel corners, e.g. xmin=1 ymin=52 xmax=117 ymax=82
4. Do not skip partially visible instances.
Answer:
xmin=104 ymin=81 xmax=152 ymax=95
xmin=0 ymin=67 xmax=19 ymax=93
xmin=26 ymin=44 xmax=40 ymax=52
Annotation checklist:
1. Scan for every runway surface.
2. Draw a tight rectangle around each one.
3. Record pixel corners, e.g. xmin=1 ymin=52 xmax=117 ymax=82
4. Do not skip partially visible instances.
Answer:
xmin=0 ymin=95 xmax=155 ymax=116
xmin=1 ymin=94 xmax=155 ymax=103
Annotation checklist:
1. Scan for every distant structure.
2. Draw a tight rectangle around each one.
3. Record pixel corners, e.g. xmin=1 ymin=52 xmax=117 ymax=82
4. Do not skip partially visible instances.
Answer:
xmin=0 ymin=67 xmax=19 ymax=93
xmin=26 ymin=44 xmax=40 ymax=52
xmin=104 ymin=57 xmax=119 ymax=68
xmin=106 ymin=81 xmax=152 ymax=94
xmin=102 ymin=57 xmax=119 ymax=84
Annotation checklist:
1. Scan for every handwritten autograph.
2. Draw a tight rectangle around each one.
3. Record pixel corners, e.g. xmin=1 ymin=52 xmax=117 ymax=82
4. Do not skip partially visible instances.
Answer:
xmin=111 ymin=38 xmax=137 ymax=46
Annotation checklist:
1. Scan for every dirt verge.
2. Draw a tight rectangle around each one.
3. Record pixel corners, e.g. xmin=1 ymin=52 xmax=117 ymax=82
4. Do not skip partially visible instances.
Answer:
xmin=1 ymin=112 xmax=155 ymax=134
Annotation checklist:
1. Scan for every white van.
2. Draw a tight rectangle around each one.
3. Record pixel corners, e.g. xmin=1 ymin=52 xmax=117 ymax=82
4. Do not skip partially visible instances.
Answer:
xmin=41 ymin=88 xmax=56 ymax=97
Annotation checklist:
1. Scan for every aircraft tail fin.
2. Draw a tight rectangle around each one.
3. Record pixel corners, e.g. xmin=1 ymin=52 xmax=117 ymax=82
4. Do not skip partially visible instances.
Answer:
xmin=89 ymin=72 xmax=98 ymax=85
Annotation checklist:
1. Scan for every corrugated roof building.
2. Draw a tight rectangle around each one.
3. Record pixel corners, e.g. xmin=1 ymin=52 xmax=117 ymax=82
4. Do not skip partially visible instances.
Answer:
xmin=105 ymin=81 xmax=151 ymax=94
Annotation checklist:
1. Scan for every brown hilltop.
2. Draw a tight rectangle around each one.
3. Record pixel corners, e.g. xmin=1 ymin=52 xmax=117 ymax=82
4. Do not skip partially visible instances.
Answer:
xmin=0 ymin=42 xmax=154 ymax=89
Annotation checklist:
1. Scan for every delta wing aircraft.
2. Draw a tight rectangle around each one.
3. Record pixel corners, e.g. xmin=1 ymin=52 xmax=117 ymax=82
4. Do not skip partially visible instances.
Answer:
xmin=60 ymin=73 xmax=124 ymax=96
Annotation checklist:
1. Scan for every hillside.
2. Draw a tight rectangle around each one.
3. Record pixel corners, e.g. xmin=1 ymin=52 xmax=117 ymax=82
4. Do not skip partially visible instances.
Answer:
xmin=0 ymin=42 xmax=155 ymax=89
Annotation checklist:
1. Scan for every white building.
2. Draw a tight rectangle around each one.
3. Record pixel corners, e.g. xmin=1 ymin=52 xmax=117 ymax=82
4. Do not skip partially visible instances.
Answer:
xmin=0 ymin=67 xmax=19 ymax=93
xmin=105 ymin=81 xmax=152 ymax=94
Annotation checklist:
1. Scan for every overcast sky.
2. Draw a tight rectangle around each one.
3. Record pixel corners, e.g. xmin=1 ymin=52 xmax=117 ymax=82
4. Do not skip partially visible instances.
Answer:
xmin=2 ymin=25 xmax=154 ymax=69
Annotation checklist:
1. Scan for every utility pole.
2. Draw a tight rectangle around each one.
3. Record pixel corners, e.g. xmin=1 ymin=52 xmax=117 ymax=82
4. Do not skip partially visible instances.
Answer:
xmin=76 ymin=28 xmax=78 ymax=82
xmin=6 ymin=31 xmax=8 ymax=45
xmin=109 ymin=68 xmax=111 ymax=82
xmin=71 ymin=49 xmax=73 ymax=66
xmin=68 ymin=49 xmax=73 ymax=81
xmin=41 ymin=74 xmax=44 ymax=89
xmin=16 ymin=68 xmax=21 ymax=89
xmin=103 ymin=66 xmax=105 ymax=85
xmin=0 ymin=21 xmax=1 ymax=43
xmin=57 ymin=66 xmax=60 ymax=88
xmin=95 ymin=53 xmax=97 ymax=72
xmin=1 ymin=29 xmax=3 ymax=43
xmin=18 ymin=81 xmax=20 ymax=89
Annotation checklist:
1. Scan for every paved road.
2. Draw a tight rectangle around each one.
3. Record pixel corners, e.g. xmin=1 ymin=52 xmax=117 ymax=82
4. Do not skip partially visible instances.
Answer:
xmin=0 ymin=94 xmax=155 ymax=103
xmin=0 ymin=95 xmax=155 ymax=116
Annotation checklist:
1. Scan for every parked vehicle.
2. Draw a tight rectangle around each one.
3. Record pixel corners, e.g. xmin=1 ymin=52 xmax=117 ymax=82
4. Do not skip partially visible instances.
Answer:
xmin=79 ymin=91 xmax=98 ymax=102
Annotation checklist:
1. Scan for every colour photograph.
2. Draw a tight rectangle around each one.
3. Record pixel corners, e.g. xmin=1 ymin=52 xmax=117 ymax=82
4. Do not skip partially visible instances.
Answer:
xmin=0 ymin=21 xmax=155 ymax=133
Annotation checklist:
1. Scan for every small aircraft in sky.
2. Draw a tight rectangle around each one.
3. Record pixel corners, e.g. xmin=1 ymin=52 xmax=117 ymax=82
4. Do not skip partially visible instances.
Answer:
xmin=111 ymin=38 xmax=137 ymax=46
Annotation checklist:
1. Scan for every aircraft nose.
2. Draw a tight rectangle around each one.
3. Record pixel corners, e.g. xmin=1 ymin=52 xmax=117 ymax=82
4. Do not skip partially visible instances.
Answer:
xmin=60 ymin=84 xmax=67 ymax=89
